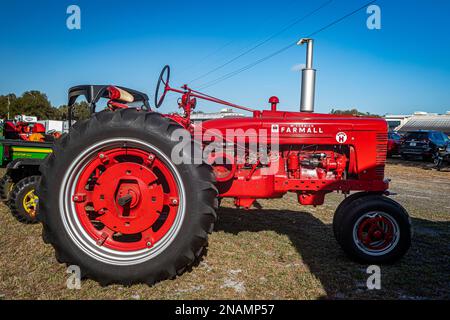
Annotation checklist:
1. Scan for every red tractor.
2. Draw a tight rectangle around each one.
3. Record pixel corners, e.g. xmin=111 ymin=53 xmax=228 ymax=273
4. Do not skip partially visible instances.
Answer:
xmin=37 ymin=39 xmax=411 ymax=285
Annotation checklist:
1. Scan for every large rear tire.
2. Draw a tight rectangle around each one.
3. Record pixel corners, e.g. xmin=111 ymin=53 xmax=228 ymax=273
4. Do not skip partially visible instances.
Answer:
xmin=37 ymin=109 xmax=217 ymax=285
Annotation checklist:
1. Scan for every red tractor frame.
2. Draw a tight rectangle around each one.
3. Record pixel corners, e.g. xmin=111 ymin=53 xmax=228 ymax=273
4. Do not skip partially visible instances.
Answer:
xmin=36 ymin=40 xmax=411 ymax=285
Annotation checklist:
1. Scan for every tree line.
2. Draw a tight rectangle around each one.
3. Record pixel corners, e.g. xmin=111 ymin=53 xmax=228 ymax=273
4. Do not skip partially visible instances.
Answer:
xmin=0 ymin=91 xmax=90 ymax=121
xmin=330 ymin=108 xmax=380 ymax=117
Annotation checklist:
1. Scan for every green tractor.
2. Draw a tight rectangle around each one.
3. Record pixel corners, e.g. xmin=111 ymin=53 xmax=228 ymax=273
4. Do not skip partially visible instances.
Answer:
xmin=0 ymin=121 xmax=54 ymax=223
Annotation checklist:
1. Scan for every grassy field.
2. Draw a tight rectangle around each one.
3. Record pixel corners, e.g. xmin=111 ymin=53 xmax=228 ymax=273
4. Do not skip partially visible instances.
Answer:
xmin=0 ymin=159 xmax=449 ymax=300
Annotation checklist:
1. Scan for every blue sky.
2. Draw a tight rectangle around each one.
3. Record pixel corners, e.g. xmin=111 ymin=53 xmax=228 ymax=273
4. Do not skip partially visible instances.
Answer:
xmin=1 ymin=0 xmax=449 ymax=115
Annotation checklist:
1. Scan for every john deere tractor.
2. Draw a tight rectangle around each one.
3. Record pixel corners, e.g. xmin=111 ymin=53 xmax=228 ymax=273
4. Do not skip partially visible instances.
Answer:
xmin=0 ymin=122 xmax=53 ymax=223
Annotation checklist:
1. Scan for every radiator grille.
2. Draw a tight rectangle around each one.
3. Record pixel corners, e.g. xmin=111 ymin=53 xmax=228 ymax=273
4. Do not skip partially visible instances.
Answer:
xmin=375 ymin=132 xmax=387 ymax=177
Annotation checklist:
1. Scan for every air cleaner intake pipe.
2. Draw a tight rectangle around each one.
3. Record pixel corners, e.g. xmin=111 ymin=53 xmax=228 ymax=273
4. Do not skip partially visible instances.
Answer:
xmin=297 ymin=38 xmax=316 ymax=113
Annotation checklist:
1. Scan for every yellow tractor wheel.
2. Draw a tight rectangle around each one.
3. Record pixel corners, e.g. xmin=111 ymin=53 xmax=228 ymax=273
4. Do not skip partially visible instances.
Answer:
xmin=8 ymin=176 xmax=40 ymax=224
xmin=22 ymin=189 xmax=39 ymax=218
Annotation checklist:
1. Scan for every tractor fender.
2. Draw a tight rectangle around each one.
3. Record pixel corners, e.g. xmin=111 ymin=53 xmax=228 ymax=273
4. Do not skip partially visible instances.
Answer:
xmin=5 ymin=158 xmax=43 ymax=182
xmin=6 ymin=158 xmax=44 ymax=170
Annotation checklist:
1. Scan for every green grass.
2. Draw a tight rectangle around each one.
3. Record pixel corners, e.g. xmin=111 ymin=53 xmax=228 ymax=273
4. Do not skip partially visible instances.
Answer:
xmin=0 ymin=159 xmax=449 ymax=299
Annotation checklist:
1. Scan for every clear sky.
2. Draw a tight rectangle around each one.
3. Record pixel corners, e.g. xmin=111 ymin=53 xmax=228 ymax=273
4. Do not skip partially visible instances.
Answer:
xmin=1 ymin=0 xmax=449 ymax=115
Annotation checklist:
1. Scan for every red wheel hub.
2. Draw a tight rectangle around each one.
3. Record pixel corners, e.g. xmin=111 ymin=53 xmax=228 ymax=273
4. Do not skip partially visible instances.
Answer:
xmin=72 ymin=147 xmax=180 ymax=251
xmin=357 ymin=215 xmax=394 ymax=251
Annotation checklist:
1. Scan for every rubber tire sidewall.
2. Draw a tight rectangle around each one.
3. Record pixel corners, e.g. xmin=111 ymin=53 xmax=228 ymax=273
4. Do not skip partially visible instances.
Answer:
xmin=338 ymin=196 xmax=411 ymax=264
xmin=0 ymin=174 xmax=13 ymax=201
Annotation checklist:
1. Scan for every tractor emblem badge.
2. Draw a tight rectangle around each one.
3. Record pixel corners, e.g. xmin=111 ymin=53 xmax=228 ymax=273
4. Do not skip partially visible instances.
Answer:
xmin=336 ymin=132 xmax=347 ymax=143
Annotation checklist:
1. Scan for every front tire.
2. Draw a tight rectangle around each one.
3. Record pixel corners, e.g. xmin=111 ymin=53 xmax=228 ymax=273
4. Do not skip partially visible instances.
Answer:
xmin=37 ymin=109 xmax=217 ymax=285
xmin=335 ymin=195 xmax=411 ymax=264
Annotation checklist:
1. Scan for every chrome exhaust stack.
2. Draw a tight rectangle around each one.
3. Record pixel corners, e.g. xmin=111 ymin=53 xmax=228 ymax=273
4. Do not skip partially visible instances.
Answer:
xmin=297 ymin=38 xmax=316 ymax=113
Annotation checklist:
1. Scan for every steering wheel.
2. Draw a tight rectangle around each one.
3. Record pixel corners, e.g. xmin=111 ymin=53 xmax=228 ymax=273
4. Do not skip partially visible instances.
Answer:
xmin=154 ymin=65 xmax=170 ymax=108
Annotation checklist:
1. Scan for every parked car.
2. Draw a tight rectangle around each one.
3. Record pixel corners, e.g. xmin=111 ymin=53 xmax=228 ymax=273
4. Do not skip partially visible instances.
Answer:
xmin=387 ymin=131 xmax=402 ymax=156
xmin=399 ymin=130 xmax=450 ymax=161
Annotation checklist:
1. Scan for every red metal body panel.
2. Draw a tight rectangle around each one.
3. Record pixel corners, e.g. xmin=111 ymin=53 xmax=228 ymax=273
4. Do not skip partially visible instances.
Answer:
xmin=197 ymin=109 xmax=389 ymax=206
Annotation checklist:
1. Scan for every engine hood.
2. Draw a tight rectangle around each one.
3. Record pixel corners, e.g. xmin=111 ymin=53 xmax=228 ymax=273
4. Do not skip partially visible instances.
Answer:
xmin=199 ymin=110 xmax=387 ymax=133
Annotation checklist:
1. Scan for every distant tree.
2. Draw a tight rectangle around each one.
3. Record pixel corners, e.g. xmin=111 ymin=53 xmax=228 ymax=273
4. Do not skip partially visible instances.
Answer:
xmin=0 ymin=91 xmax=60 ymax=120
xmin=57 ymin=101 xmax=91 ymax=121
xmin=14 ymin=91 xmax=59 ymax=119
xmin=330 ymin=108 xmax=380 ymax=117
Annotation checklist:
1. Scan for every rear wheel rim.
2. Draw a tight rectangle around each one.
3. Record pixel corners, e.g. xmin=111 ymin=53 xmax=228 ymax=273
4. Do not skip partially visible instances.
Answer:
xmin=352 ymin=211 xmax=400 ymax=256
xmin=60 ymin=138 xmax=186 ymax=266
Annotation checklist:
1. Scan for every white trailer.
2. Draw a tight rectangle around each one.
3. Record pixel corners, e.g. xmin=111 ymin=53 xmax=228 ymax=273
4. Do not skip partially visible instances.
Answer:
xmin=37 ymin=120 xmax=65 ymax=133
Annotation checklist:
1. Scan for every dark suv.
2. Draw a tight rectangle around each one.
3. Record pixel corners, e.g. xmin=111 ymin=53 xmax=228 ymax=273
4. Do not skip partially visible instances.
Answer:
xmin=399 ymin=130 xmax=449 ymax=161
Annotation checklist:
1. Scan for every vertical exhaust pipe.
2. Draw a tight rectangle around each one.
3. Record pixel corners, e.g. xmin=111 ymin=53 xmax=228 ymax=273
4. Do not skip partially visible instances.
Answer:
xmin=297 ymin=38 xmax=316 ymax=112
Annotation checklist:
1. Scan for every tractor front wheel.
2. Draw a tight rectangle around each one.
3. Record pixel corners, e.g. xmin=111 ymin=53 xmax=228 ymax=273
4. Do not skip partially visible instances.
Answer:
xmin=8 ymin=176 xmax=40 ymax=224
xmin=37 ymin=109 xmax=217 ymax=285
xmin=334 ymin=195 xmax=411 ymax=264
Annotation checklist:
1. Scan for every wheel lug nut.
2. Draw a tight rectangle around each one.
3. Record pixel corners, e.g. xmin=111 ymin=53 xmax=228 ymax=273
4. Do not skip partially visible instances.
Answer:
xmin=98 ymin=153 xmax=109 ymax=164
xmin=147 ymin=154 xmax=155 ymax=166
xmin=72 ymin=193 xmax=86 ymax=202
xmin=171 ymin=199 xmax=178 ymax=205
xmin=146 ymin=241 xmax=152 ymax=247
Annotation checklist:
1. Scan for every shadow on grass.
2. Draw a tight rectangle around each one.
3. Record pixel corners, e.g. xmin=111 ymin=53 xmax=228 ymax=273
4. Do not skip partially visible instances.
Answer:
xmin=215 ymin=206 xmax=450 ymax=299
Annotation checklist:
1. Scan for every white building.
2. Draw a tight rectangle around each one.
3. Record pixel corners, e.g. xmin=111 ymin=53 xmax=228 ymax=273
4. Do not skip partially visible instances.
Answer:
xmin=397 ymin=112 xmax=450 ymax=135
xmin=384 ymin=111 xmax=450 ymax=134
xmin=384 ymin=114 xmax=412 ymax=131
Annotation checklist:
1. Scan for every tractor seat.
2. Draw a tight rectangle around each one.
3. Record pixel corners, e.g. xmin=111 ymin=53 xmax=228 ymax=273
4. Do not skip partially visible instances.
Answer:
xmin=107 ymin=86 xmax=135 ymax=103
